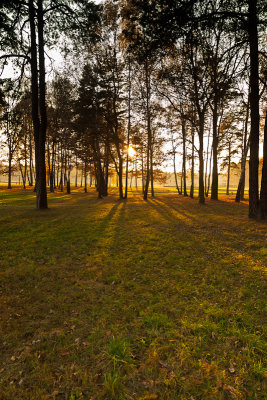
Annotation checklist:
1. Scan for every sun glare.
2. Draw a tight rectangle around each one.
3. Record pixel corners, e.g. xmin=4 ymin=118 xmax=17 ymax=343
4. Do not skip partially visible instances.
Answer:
xmin=128 ymin=146 xmax=136 ymax=158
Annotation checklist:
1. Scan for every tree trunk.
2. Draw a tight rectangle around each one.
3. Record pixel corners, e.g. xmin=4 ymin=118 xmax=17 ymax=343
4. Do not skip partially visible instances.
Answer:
xmin=104 ymin=149 xmax=109 ymax=196
xmin=84 ymin=162 xmax=87 ymax=193
xmin=190 ymin=126 xmax=195 ymax=198
xmin=118 ymin=154 xmax=124 ymax=199
xmin=143 ymin=58 xmax=151 ymax=200
xmin=35 ymin=0 xmax=48 ymax=209
xmin=29 ymin=125 xmax=33 ymax=186
xmin=124 ymin=59 xmax=131 ymax=199
xmin=206 ymin=147 xmax=213 ymax=197
xmin=198 ymin=115 xmax=205 ymax=204
xmin=259 ymin=111 xmax=267 ymax=219
xmin=211 ymin=94 xmax=219 ymax=200
xmin=90 ymin=162 xmax=93 ymax=187
xmin=67 ymin=168 xmax=71 ymax=194
xmin=49 ymin=140 xmax=54 ymax=192
xmin=204 ymin=124 xmax=211 ymax=197
xmin=173 ymin=149 xmax=181 ymax=195
xmin=141 ymin=149 xmax=145 ymax=194
xmin=236 ymin=100 xmax=250 ymax=201
xmin=150 ymin=143 xmax=154 ymax=197
xmin=80 ymin=164 xmax=83 ymax=187
xmin=75 ymin=154 xmax=78 ymax=187
xmin=248 ymin=0 xmax=260 ymax=218
xmin=29 ymin=0 xmax=40 ymax=195
xmin=8 ymin=153 xmax=12 ymax=189
xmin=226 ymin=143 xmax=231 ymax=195
xmin=182 ymin=118 xmax=188 ymax=196
xmin=236 ymin=138 xmax=250 ymax=202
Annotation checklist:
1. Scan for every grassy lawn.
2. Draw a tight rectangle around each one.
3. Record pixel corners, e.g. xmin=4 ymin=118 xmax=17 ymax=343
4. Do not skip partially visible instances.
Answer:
xmin=0 ymin=187 xmax=266 ymax=400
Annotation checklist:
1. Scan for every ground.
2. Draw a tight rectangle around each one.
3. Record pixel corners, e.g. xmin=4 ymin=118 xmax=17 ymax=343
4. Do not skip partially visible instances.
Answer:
xmin=0 ymin=186 xmax=266 ymax=400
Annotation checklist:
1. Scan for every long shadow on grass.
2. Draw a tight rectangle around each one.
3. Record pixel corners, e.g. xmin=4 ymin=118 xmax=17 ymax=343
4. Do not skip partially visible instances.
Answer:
xmin=147 ymin=197 xmax=266 ymax=281
xmin=147 ymin=197 xmax=197 ymax=228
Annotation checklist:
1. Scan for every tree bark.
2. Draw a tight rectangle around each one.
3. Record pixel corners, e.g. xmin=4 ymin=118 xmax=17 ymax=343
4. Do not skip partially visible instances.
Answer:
xmin=190 ymin=126 xmax=195 ymax=198
xmin=143 ymin=58 xmax=151 ymax=200
xmin=173 ymin=146 xmax=181 ymax=195
xmin=226 ymin=142 xmax=231 ymax=195
xmin=124 ymin=59 xmax=131 ymax=199
xmin=259 ymin=111 xmax=267 ymax=219
xmin=29 ymin=0 xmax=40 ymax=195
xmin=37 ymin=0 xmax=48 ymax=208
xmin=198 ymin=115 xmax=205 ymax=204
xmin=248 ymin=0 xmax=260 ymax=218
xmin=29 ymin=0 xmax=48 ymax=208
xmin=236 ymin=100 xmax=250 ymax=201
xmin=8 ymin=154 xmax=12 ymax=189
xmin=211 ymin=93 xmax=219 ymax=200
xmin=182 ymin=117 xmax=188 ymax=196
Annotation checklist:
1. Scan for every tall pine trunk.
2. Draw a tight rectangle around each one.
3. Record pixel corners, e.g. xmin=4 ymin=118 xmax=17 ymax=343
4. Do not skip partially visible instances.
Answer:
xmin=173 ymin=148 xmax=181 ymax=195
xmin=36 ymin=0 xmax=47 ymax=208
xmin=211 ymin=94 xmax=219 ymax=200
xmin=198 ymin=115 xmax=205 ymax=204
xmin=182 ymin=118 xmax=188 ymax=196
xmin=226 ymin=143 xmax=231 ymax=195
xmin=190 ymin=126 xmax=195 ymax=198
xmin=236 ymin=100 xmax=250 ymax=202
xmin=124 ymin=59 xmax=131 ymax=199
xmin=248 ymin=0 xmax=260 ymax=218
xmin=259 ymin=111 xmax=267 ymax=218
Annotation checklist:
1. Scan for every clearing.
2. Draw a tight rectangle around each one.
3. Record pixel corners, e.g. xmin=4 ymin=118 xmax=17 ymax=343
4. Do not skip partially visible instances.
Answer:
xmin=0 ymin=187 xmax=266 ymax=400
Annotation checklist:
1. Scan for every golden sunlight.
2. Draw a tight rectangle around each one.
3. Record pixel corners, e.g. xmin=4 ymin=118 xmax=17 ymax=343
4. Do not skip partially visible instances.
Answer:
xmin=128 ymin=146 xmax=136 ymax=158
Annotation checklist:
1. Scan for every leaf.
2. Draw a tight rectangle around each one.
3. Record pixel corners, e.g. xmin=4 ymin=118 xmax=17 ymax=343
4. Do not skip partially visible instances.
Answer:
xmin=228 ymin=362 xmax=235 ymax=374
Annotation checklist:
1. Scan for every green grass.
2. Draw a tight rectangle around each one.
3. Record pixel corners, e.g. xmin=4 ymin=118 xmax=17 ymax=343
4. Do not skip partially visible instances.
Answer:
xmin=0 ymin=186 xmax=266 ymax=400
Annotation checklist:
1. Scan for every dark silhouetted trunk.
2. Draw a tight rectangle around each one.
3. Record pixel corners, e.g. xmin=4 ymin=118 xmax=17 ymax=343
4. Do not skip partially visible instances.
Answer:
xmin=190 ymin=126 xmax=195 ymax=198
xmin=182 ymin=118 xmax=187 ymax=196
xmin=236 ymin=100 xmax=250 ymax=201
xmin=150 ymin=144 xmax=154 ymax=197
xmin=29 ymin=0 xmax=39 ymax=195
xmin=198 ymin=115 xmax=205 ymax=204
xmin=248 ymin=0 xmax=260 ymax=218
xmin=84 ymin=162 xmax=87 ymax=193
xmin=29 ymin=0 xmax=47 ymax=208
xmin=80 ymin=164 xmax=83 ymax=187
xmin=124 ymin=59 xmax=131 ymax=199
xmin=28 ymin=125 xmax=33 ymax=186
xmin=226 ymin=142 xmax=231 ymax=195
xmin=75 ymin=154 xmax=78 ymax=187
xmin=204 ymin=126 xmax=211 ymax=197
xmin=211 ymin=93 xmax=219 ymax=199
xmin=206 ymin=147 xmax=213 ymax=197
xmin=36 ymin=0 xmax=47 ymax=208
xmin=173 ymin=148 xmax=181 ymax=195
xmin=259 ymin=111 xmax=267 ymax=219
xmin=49 ymin=140 xmax=54 ymax=192
xmin=8 ymin=153 xmax=12 ymax=189
xmin=236 ymin=138 xmax=250 ymax=202
xmin=143 ymin=59 xmax=151 ymax=200
xmin=141 ymin=148 xmax=145 ymax=194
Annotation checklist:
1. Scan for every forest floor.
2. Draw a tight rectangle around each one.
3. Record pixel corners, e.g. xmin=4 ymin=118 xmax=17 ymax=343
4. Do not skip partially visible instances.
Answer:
xmin=0 ymin=187 xmax=266 ymax=400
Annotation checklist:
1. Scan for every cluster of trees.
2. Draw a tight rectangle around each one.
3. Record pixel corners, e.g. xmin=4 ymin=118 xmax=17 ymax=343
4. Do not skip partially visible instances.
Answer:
xmin=0 ymin=0 xmax=266 ymax=219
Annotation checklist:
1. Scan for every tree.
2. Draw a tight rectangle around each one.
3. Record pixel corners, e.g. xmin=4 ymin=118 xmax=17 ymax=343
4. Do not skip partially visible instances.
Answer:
xmin=0 ymin=0 xmax=101 ymax=208
xmin=259 ymin=110 xmax=267 ymax=218
xmin=0 ymin=79 xmax=22 ymax=189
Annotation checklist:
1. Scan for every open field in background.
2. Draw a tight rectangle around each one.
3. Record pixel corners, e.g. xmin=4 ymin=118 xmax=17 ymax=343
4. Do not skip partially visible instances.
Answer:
xmin=0 ymin=182 xmax=250 ymax=197
xmin=0 ymin=187 xmax=266 ymax=400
